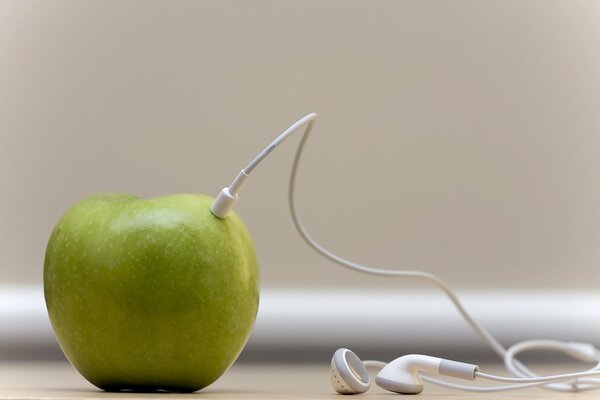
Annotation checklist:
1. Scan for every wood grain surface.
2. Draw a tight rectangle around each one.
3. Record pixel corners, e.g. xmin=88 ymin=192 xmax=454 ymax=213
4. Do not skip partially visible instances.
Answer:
xmin=0 ymin=361 xmax=593 ymax=399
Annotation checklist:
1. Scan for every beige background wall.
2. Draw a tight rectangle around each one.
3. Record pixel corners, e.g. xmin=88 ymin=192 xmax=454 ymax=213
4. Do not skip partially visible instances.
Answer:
xmin=1 ymin=0 xmax=600 ymax=290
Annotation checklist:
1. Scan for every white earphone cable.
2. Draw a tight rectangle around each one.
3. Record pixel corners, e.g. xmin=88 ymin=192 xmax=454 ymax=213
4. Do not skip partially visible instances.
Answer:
xmin=282 ymin=114 xmax=600 ymax=393
xmin=215 ymin=113 xmax=600 ymax=393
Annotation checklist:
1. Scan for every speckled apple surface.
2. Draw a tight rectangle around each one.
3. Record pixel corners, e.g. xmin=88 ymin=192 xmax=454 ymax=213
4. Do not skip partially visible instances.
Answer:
xmin=44 ymin=194 xmax=259 ymax=392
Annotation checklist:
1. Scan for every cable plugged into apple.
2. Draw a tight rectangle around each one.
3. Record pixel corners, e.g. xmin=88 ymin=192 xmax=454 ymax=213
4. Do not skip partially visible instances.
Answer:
xmin=44 ymin=114 xmax=317 ymax=392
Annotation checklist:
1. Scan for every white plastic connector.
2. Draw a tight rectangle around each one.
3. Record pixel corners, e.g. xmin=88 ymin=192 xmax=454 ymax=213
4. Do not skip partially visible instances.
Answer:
xmin=229 ymin=169 xmax=249 ymax=195
xmin=210 ymin=113 xmax=317 ymax=219
xmin=210 ymin=187 xmax=239 ymax=219
xmin=210 ymin=170 xmax=249 ymax=219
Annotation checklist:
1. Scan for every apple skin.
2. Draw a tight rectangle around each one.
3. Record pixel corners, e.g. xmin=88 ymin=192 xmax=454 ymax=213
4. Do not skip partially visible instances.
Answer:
xmin=44 ymin=193 xmax=259 ymax=392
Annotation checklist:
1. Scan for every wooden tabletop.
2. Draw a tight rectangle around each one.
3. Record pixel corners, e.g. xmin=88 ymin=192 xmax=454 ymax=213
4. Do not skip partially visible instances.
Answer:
xmin=0 ymin=361 xmax=593 ymax=399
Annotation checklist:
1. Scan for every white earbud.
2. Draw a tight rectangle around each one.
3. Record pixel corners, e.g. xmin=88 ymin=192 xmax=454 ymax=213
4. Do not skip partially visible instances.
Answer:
xmin=375 ymin=354 xmax=478 ymax=394
xmin=330 ymin=348 xmax=370 ymax=394
xmin=330 ymin=349 xmax=478 ymax=395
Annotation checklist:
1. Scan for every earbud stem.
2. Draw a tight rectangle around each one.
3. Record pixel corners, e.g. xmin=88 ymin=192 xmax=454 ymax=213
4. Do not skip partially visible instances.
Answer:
xmin=439 ymin=359 xmax=478 ymax=380
xmin=375 ymin=355 xmax=478 ymax=395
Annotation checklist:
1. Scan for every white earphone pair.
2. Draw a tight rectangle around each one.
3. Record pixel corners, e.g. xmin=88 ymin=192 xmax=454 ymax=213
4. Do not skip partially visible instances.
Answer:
xmin=331 ymin=348 xmax=478 ymax=395
xmin=330 ymin=344 xmax=600 ymax=395
xmin=211 ymin=113 xmax=600 ymax=394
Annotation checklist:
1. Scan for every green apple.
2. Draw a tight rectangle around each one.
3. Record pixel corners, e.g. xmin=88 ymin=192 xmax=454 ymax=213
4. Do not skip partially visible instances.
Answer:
xmin=44 ymin=193 xmax=259 ymax=392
